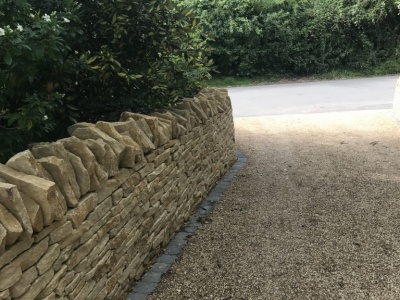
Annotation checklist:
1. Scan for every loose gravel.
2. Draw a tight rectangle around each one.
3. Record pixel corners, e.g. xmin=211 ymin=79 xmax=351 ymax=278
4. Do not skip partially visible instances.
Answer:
xmin=149 ymin=110 xmax=400 ymax=300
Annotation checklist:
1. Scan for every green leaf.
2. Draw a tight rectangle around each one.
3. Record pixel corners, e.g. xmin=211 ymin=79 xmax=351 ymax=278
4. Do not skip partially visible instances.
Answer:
xmin=4 ymin=52 xmax=12 ymax=66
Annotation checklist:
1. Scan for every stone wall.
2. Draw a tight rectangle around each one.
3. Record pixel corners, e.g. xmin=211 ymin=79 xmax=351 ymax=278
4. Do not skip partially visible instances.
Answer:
xmin=0 ymin=88 xmax=236 ymax=300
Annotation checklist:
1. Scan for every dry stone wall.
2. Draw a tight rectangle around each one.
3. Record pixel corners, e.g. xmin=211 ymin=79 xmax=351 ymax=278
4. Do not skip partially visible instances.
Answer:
xmin=0 ymin=88 xmax=236 ymax=300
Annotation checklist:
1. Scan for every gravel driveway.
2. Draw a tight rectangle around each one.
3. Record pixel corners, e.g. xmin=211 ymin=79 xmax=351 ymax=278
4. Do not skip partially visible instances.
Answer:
xmin=149 ymin=109 xmax=400 ymax=300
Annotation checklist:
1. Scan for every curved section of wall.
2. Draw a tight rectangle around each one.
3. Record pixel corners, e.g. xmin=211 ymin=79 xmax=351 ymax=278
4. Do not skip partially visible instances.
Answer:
xmin=0 ymin=88 xmax=236 ymax=299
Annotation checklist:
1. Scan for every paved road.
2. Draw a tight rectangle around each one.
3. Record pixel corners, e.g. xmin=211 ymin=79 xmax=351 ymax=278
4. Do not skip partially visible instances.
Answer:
xmin=228 ymin=75 xmax=398 ymax=117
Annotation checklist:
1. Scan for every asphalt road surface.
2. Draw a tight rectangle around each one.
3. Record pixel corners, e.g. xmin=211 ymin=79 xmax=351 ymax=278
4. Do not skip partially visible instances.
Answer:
xmin=228 ymin=75 xmax=399 ymax=117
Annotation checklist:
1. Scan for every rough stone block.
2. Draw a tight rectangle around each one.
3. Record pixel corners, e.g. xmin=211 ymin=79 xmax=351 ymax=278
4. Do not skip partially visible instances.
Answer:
xmin=66 ymin=152 xmax=90 ymax=195
xmin=85 ymin=139 xmax=118 ymax=177
xmin=9 ymin=266 xmax=37 ymax=298
xmin=16 ymin=267 xmax=54 ymax=299
xmin=38 ymin=156 xmax=80 ymax=208
xmin=36 ymin=243 xmax=60 ymax=275
xmin=20 ymin=193 xmax=43 ymax=233
xmin=0 ymin=167 xmax=65 ymax=227
xmin=95 ymin=121 xmax=143 ymax=168
xmin=71 ymin=126 xmax=125 ymax=167
xmin=66 ymin=193 xmax=97 ymax=228
xmin=114 ymin=119 xmax=156 ymax=153
xmin=13 ymin=237 xmax=49 ymax=271
xmin=0 ymin=263 xmax=22 ymax=292
xmin=0 ymin=202 xmax=23 ymax=246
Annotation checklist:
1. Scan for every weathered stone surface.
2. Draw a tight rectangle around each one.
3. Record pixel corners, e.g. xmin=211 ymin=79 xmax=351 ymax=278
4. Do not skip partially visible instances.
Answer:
xmin=0 ymin=238 xmax=34 ymax=269
xmin=36 ymin=243 xmax=60 ymax=275
xmin=20 ymin=193 xmax=43 ymax=233
xmin=85 ymin=139 xmax=118 ymax=177
xmin=0 ymin=225 xmax=6 ymax=255
xmin=13 ymin=237 xmax=48 ymax=271
xmin=67 ymin=234 xmax=99 ymax=270
xmin=66 ymin=152 xmax=90 ymax=195
xmin=95 ymin=121 xmax=142 ymax=168
xmin=49 ymin=221 xmax=73 ymax=244
xmin=0 ymin=202 xmax=23 ymax=246
xmin=16 ymin=267 xmax=53 ymax=300
xmin=120 ymin=112 xmax=160 ymax=147
xmin=0 ymin=289 xmax=9 ymax=299
xmin=0 ymin=182 xmax=32 ymax=239
xmin=71 ymin=126 xmax=125 ymax=166
xmin=6 ymin=150 xmax=52 ymax=180
xmin=151 ymin=112 xmax=179 ymax=139
xmin=61 ymin=137 xmax=108 ymax=191
xmin=0 ymin=168 xmax=64 ymax=226
xmin=37 ymin=264 xmax=67 ymax=299
xmin=9 ymin=266 xmax=37 ymax=297
xmin=38 ymin=156 xmax=80 ymax=208
xmin=66 ymin=193 xmax=97 ymax=228
xmin=55 ymin=270 xmax=75 ymax=295
xmin=0 ymin=263 xmax=22 ymax=291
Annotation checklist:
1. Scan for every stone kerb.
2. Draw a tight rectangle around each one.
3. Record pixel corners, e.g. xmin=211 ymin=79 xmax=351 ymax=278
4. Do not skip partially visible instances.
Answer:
xmin=0 ymin=88 xmax=236 ymax=299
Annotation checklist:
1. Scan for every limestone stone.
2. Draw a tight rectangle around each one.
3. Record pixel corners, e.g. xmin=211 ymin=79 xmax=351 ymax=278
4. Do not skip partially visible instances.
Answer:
xmin=6 ymin=150 xmax=52 ymax=180
xmin=20 ymin=193 xmax=43 ymax=233
xmin=13 ymin=237 xmax=49 ymax=271
xmin=74 ymin=280 xmax=95 ymax=300
xmin=58 ymin=223 xmax=88 ymax=249
xmin=71 ymin=126 xmax=125 ymax=166
xmin=151 ymin=112 xmax=179 ymax=139
xmin=61 ymin=137 xmax=108 ymax=191
xmin=38 ymin=156 xmax=80 ymax=208
xmin=135 ymin=118 xmax=154 ymax=141
xmin=154 ymin=149 xmax=171 ymax=167
xmin=0 ymin=167 xmax=64 ymax=226
xmin=66 ymin=152 xmax=90 ymax=195
xmin=33 ymin=219 xmax=65 ymax=243
xmin=55 ymin=270 xmax=74 ymax=296
xmin=111 ymin=188 xmax=123 ymax=205
xmin=0 ymin=290 xmax=9 ymax=299
xmin=36 ymin=243 xmax=60 ymax=275
xmin=0 ymin=181 xmax=32 ymax=239
xmin=96 ymin=168 xmax=133 ymax=202
xmin=53 ymin=241 xmax=77 ymax=271
xmin=66 ymin=193 xmax=97 ymax=228
xmin=138 ymin=163 xmax=154 ymax=179
xmin=121 ymin=172 xmax=141 ymax=197
xmin=49 ymin=221 xmax=73 ymax=244
xmin=0 ymin=263 xmax=22 ymax=291
xmin=85 ymin=139 xmax=118 ymax=176
xmin=0 ymin=225 xmax=6 ymax=255
xmin=64 ymin=272 xmax=81 ymax=294
xmin=0 ymin=238 xmax=34 ymax=269
xmin=9 ymin=266 xmax=37 ymax=297
xmin=157 ymin=125 xmax=170 ymax=146
xmin=37 ymin=264 xmax=67 ymax=299
xmin=15 ymin=267 xmax=54 ymax=300
xmin=120 ymin=112 xmax=160 ymax=147
xmin=0 ymin=202 xmax=23 ymax=246
xmin=95 ymin=121 xmax=142 ymax=168
xmin=41 ymin=292 xmax=56 ymax=300
xmin=67 ymin=234 xmax=99 ymax=270
xmin=147 ymin=163 xmax=166 ymax=183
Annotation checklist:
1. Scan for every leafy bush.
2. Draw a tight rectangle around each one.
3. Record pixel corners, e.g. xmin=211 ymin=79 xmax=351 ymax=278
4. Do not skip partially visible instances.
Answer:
xmin=0 ymin=0 xmax=212 ymax=162
xmin=183 ymin=0 xmax=400 ymax=76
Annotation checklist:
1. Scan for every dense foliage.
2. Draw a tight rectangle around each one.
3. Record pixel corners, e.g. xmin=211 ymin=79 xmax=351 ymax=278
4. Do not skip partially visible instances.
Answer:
xmin=0 ymin=0 xmax=212 ymax=162
xmin=183 ymin=0 xmax=400 ymax=76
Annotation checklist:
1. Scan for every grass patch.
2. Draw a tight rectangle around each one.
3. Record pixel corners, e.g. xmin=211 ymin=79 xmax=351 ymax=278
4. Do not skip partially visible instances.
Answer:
xmin=205 ymin=58 xmax=400 ymax=88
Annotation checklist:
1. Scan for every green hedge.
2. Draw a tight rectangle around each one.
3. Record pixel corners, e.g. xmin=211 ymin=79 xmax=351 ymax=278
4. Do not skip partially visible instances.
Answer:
xmin=0 ymin=0 xmax=212 ymax=162
xmin=183 ymin=0 xmax=400 ymax=76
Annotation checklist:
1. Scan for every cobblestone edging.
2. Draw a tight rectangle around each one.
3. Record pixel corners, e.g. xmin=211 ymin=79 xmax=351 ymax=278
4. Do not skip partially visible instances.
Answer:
xmin=0 ymin=88 xmax=236 ymax=299
xmin=127 ymin=150 xmax=247 ymax=300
